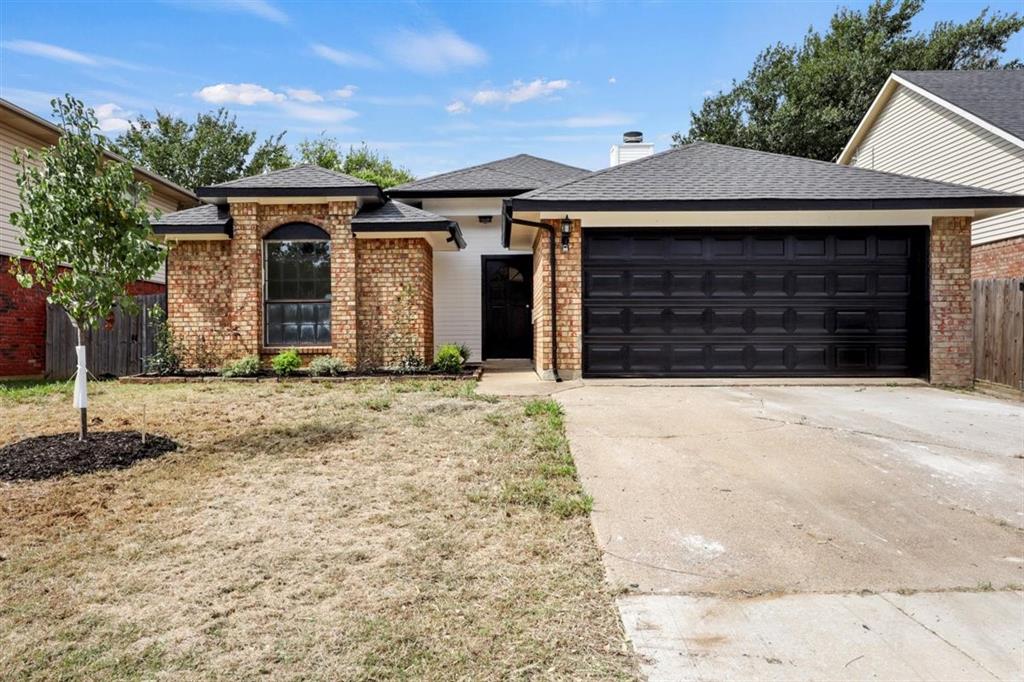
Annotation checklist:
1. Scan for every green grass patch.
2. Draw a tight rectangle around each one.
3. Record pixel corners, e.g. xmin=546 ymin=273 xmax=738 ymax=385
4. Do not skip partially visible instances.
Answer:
xmin=0 ymin=378 xmax=74 ymax=403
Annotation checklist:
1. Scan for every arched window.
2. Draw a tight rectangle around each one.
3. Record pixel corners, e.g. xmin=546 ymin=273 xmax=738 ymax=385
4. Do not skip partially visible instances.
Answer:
xmin=263 ymin=222 xmax=331 ymax=346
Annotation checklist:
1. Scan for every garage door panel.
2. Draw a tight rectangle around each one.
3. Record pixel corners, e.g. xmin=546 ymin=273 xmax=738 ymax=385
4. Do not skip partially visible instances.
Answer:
xmin=582 ymin=228 xmax=927 ymax=378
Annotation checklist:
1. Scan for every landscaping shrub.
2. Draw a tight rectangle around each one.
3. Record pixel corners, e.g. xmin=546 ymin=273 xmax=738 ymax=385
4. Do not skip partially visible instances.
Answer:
xmin=145 ymin=306 xmax=181 ymax=376
xmin=393 ymin=353 xmax=426 ymax=374
xmin=308 ymin=356 xmax=348 ymax=377
xmin=271 ymin=348 xmax=302 ymax=376
xmin=433 ymin=343 xmax=466 ymax=374
xmin=221 ymin=355 xmax=260 ymax=377
xmin=457 ymin=343 xmax=471 ymax=364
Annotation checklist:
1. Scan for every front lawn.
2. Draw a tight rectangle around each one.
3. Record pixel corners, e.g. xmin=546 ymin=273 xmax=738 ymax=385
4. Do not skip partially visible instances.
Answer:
xmin=0 ymin=380 xmax=635 ymax=680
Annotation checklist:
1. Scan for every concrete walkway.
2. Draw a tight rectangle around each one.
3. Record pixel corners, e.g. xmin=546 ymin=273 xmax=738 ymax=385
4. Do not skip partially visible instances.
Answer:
xmin=558 ymin=384 xmax=1024 ymax=681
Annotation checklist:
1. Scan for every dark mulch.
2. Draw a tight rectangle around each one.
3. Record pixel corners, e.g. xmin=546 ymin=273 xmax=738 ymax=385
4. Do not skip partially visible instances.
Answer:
xmin=0 ymin=431 xmax=178 ymax=482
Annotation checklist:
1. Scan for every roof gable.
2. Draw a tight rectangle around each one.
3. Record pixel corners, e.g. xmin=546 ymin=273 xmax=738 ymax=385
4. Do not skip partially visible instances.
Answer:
xmin=388 ymin=154 xmax=590 ymax=197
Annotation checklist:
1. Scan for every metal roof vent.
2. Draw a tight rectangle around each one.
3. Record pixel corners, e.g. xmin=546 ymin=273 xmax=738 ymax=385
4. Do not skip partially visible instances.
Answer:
xmin=610 ymin=131 xmax=655 ymax=167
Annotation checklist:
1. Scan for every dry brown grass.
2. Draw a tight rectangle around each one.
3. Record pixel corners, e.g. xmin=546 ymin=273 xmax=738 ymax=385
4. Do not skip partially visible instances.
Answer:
xmin=0 ymin=380 xmax=636 ymax=680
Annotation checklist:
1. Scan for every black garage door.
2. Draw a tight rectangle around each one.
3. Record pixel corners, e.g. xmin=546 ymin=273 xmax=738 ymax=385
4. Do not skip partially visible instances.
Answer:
xmin=582 ymin=228 xmax=928 ymax=377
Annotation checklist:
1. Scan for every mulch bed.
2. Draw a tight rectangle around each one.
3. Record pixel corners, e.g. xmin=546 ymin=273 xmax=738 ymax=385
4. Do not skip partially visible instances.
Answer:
xmin=0 ymin=431 xmax=178 ymax=482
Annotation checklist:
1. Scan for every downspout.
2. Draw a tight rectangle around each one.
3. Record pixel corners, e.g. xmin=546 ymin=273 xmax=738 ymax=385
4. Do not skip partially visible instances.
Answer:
xmin=503 ymin=205 xmax=562 ymax=382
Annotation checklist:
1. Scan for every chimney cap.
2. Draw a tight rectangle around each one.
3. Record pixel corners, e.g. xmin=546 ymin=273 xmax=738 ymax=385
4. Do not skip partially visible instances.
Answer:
xmin=623 ymin=131 xmax=644 ymax=143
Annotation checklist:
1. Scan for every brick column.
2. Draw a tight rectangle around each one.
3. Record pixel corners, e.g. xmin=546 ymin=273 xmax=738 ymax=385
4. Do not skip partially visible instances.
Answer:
xmin=228 ymin=202 xmax=261 ymax=357
xmin=531 ymin=219 xmax=583 ymax=380
xmin=328 ymin=201 xmax=359 ymax=366
xmin=929 ymin=216 xmax=973 ymax=387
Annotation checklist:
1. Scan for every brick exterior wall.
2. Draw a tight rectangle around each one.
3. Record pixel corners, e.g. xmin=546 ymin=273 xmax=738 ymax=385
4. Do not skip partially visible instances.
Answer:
xmin=972 ymin=236 xmax=1024 ymax=280
xmin=929 ymin=216 xmax=974 ymax=387
xmin=0 ymin=255 xmax=164 ymax=377
xmin=166 ymin=201 xmax=433 ymax=370
xmin=356 ymin=238 xmax=434 ymax=368
xmin=530 ymin=219 xmax=582 ymax=379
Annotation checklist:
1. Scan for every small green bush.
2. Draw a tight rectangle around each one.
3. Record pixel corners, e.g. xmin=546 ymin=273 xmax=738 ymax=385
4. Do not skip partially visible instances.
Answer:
xmin=456 ymin=343 xmax=471 ymax=364
xmin=433 ymin=343 xmax=466 ymax=374
xmin=271 ymin=348 xmax=302 ymax=376
xmin=145 ymin=306 xmax=181 ymax=376
xmin=308 ymin=356 xmax=348 ymax=377
xmin=221 ymin=355 xmax=260 ymax=377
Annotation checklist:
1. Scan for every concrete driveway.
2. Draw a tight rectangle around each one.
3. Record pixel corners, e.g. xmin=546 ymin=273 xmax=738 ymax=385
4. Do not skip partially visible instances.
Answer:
xmin=559 ymin=384 xmax=1024 ymax=681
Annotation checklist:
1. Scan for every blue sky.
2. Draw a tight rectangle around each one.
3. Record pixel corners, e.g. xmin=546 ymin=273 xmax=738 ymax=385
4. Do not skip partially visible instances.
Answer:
xmin=2 ymin=0 xmax=1022 ymax=178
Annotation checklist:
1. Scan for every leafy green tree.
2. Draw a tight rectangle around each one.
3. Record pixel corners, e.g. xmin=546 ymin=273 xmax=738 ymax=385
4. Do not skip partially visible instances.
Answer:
xmin=297 ymin=135 xmax=415 ymax=188
xmin=674 ymin=0 xmax=1024 ymax=160
xmin=11 ymin=96 xmax=165 ymax=439
xmin=114 ymin=108 xmax=291 ymax=190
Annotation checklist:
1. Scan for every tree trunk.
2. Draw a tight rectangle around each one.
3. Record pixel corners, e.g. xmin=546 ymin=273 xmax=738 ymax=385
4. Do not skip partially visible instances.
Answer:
xmin=75 ymin=324 xmax=88 ymax=441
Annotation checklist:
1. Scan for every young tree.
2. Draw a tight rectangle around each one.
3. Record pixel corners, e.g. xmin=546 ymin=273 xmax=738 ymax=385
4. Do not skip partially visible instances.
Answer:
xmin=114 ymin=108 xmax=291 ymax=190
xmin=674 ymin=0 xmax=1024 ymax=160
xmin=297 ymin=135 xmax=415 ymax=188
xmin=10 ymin=96 xmax=164 ymax=439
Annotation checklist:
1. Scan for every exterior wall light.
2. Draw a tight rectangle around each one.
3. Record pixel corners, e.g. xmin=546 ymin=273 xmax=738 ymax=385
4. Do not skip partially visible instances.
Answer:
xmin=478 ymin=215 xmax=493 ymax=224
xmin=560 ymin=215 xmax=572 ymax=252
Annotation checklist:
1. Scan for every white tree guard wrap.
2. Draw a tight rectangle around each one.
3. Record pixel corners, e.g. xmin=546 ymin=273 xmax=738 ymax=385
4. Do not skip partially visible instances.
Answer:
xmin=73 ymin=345 xmax=88 ymax=409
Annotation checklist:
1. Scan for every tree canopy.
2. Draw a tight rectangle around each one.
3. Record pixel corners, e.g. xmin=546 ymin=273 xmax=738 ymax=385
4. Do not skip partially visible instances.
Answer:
xmin=673 ymin=0 xmax=1024 ymax=160
xmin=12 ymin=96 xmax=164 ymax=332
xmin=297 ymin=135 xmax=415 ymax=188
xmin=114 ymin=108 xmax=291 ymax=189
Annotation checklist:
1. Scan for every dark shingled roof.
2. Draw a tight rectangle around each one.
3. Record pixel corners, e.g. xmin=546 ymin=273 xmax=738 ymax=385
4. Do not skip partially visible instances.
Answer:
xmin=152 ymin=204 xmax=232 ymax=236
xmin=895 ymin=70 xmax=1024 ymax=142
xmin=509 ymin=142 xmax=1024 ymax=210
xmin=198 ymin=164 xmax=382 ymax=199
xmin=353 ymin=201 xmax=465 ymax=249
xmin=388 ymin=154 xmax=591 ymax=197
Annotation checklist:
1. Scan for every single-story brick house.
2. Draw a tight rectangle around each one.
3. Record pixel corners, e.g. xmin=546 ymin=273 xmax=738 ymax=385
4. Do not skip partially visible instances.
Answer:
xmin=0 ymin=97 xmax=198 ymax=378
xmin=838 ymin=70 xmax=1024 ymax=279
xmin=154 ymin=141 xmax=1024 ymax=386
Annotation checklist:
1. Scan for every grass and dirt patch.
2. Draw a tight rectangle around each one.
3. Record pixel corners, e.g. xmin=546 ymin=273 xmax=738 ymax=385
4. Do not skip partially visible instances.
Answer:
xmin=0 ymin=380 xmax=635 ymax=680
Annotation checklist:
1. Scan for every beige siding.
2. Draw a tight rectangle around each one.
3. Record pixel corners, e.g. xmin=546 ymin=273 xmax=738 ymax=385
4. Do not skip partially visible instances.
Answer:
xmin=1 ymin=121 xmax=176 ymax=282
xmin=849 ymin=86 xmax=1024 ymax=245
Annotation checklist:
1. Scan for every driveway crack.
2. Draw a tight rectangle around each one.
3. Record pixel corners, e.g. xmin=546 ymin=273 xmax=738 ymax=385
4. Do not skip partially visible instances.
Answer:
xmin=878 ymin=593 xmax=1001 ymax=680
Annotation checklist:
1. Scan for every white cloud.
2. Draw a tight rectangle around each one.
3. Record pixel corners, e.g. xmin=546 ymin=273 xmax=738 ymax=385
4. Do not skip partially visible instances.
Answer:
xmin=166 ymin=0 xmax=288 ymax=24
xmin=2 ymin=39 xmax=140 ymax=70
xmin=279 ymin=102 xmax=357 ymax=124
xmin=445 ymin=100 xmax=470 ymax=115
xmin=471 ymin=78 xmax=570 ymax=106
xmin=194 ymin=83 xmax=285 ymax=105
xmin=284 ymin=88 xmax=323 ymax=103
xmin=93 ymin=103 xmax=132 ymax=133
xmin=311 ymin=43 xmax=378 ymax=68
xmin=608 ymin=76 xmax=617 ymax=84
xmin=382 ymin=29 xmax=486 ymax=74
xmin=332 ymin=85 xmax=358 ymax=99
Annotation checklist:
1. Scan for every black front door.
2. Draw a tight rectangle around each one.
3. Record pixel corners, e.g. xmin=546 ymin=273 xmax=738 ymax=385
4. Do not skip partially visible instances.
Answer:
xmin=483 ymin=255 xmax=533 ymax=359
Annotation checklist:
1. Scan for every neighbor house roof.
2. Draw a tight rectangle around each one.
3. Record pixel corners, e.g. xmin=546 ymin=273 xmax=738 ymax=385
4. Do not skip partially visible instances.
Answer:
xmin=0 ymin=97 xmax=198 ymax=209
xmin=508 ymin=141 xmax=1024 ymax=210
xmin=387 ymin=154 xmax=591 ymax=198
xmin=197 ymin=164 xmax=384 ymax=201
xmin=353 ymin=200 xmax=465 ymax=248
xmin=838 ymin=70 xmax=1024 ymax=164
xmin=151 ymin=204 xmax=232 ymax=238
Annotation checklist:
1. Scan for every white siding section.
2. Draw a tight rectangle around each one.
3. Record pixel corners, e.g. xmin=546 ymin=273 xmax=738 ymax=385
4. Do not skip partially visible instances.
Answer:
xmin=419 ymin=198 xmax=530 ymax=360
xmin=848 ymin=85 xmax=1024 ymax=245
xmin=1 ymin=121 xmax=178 ymax=282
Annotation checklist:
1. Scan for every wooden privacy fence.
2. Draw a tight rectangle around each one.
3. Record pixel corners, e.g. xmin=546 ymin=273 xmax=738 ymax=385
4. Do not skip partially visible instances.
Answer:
xmin=46 ymin=293 xmax=167 ymax=379
xmin=973 ymin=278 xmax=1023 ymax=392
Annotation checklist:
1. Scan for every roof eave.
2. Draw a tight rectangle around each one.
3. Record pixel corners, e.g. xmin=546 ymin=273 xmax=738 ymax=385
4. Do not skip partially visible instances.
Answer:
xmin=387 ymin=188 xmax=534 ymax=199
xmin=508 ymin=196 xmax=1024 ymax=212
xmin=197 ymin=186 xmax=384 ymax=200
xmin=351 ymin=221 xmax=466 ymax=250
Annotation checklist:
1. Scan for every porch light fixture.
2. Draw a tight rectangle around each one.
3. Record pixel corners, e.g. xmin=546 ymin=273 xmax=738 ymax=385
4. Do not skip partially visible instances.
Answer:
xmin=478 ymin=215 xmax=493 ymax=224
xmin=560 ymin=215 xmax=572 ymax=252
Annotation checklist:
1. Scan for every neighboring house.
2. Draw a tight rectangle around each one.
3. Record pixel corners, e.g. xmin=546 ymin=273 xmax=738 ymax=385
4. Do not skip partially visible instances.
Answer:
xmin=837 ymin=70 xmax=1024 ymax=279
xmin=155 ymin=141 xmax=1023 ymax=386
xmin=388 ymin=154 xmax=590 ymax=361
xmin=0 ymin=98 xmax=198 ymax=378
